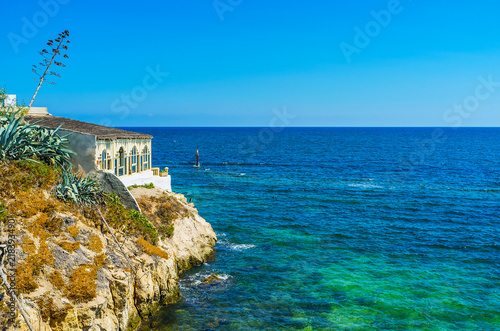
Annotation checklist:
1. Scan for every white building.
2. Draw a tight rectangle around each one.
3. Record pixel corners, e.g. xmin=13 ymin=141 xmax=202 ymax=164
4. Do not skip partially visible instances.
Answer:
xmin=22 ymin=103 xmax=171 ymax=191
xmin=2 ymin=94 xmax=17 ymax=107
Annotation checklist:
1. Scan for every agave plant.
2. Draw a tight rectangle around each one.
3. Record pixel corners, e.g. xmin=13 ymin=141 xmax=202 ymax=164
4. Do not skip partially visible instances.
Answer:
xmin=0 ymin=110 xmax=38 ymax=161
xmin=54 ymin=170 xmax=103 ymax=206
xmin=0 ymin=110 xmax=74 ymax=169
xmin=30 ymin=126 xmax=74 ymax=170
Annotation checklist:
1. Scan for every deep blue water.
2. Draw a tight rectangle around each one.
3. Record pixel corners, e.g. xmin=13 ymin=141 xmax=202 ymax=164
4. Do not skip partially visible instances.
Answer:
xmin=131 ymin=127 xmax=500 ymax=330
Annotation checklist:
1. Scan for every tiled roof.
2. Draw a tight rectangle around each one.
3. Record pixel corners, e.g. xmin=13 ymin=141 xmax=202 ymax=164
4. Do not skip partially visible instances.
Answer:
xmin=24 ymin=115 xmax=152 ymax=140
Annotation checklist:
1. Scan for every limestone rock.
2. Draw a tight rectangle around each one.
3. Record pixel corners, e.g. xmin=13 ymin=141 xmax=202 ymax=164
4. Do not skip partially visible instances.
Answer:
xmin=13 ymin=190 xmax=216 ymax=331
xmin=166 ymin=212 xmax=217 ymax=271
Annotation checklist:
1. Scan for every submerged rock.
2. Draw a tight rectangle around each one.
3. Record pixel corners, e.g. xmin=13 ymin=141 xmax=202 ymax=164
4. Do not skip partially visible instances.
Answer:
xmin=200 ymin=273 xmax=224 ymax=285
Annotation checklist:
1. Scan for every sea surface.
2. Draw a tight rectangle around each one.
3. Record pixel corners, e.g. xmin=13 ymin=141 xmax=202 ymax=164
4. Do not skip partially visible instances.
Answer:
xmin=130 ymin=127 xmax=500 ymax=330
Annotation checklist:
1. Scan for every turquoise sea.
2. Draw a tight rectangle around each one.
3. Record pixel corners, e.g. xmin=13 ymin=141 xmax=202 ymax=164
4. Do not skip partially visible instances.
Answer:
xmin=132 ymin=127 xmax=500 ymax=330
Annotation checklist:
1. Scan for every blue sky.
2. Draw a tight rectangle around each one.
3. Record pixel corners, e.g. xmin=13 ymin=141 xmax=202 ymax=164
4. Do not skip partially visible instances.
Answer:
xmin=1 ymin=0 xmax=500 ymax=127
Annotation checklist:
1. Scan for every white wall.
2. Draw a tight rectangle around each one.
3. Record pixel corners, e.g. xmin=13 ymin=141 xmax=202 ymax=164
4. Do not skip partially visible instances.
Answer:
xmin=119 ymin=171 xmax=172 ymax=192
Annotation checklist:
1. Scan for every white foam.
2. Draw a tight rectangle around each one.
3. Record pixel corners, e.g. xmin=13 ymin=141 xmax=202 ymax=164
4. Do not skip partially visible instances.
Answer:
xmin=217 ymin=238 xmax=255 ymax=251
xmin=229 ymin=243 xmax=255 ymax=251
xmin=348 ymin=183 xmax=383 ymax=189
xmin=188 ymin=272 xmax=232 ymax=286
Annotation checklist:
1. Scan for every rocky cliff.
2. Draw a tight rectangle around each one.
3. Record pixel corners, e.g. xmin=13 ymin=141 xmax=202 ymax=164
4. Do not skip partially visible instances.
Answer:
xmin=0 ymin=163 xmax=216 ymax=331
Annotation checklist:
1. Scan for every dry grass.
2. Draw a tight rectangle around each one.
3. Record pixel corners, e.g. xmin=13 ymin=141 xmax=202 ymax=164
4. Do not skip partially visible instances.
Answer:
xmin=0 ymin=160 xmax=59 ymax=196
xmin=94 ymin=253 xmax=108 ymax=268
xmin=0 ymin=160 xmax=179 ymax=307
xmin=27 ymin=213 xmax=63 ymax=239
xmin=0 ymin=160 xmax=103 ymax=314
xmin=63 ymin=253 xmax=107 ymax=303
xmin=0 ymin=161 xmax=68 ymax=230
xmin=65 ymin=264 xmax=97 ymax=302
xmin=136 ymin=238 xmax=169 ymax=259
xmin=48 ymin=270 xmax=66 ymax=290
xmin=37 ymin=295 xmax=72 ymax=323
xmin=17 ymin=236 xmax=55 ymax=294
xmin=83 ymin=194 xmax=159 ymax=243
xmin=9 ymin=191 xmax=57 ymax=220
xmin=67 ymin=225 xmax=79 ymax=238
xmin=136 ymin=194 xmax=187 ymax=239
xmin=21 ymin=237 xmax=36 ymax=256
xmin=57 ymin=240 xmax=80 ymax=253
xmin=88 ymin=234 xmax=103 ymax=253
xmin=16 ymin=261 xmax=38 ymax=293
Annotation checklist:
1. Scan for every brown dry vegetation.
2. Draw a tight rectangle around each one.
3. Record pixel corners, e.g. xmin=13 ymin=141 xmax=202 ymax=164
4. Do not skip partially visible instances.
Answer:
xmin=17 ymin=236 xmax=55 ymax=293
xmin=0 ymin=160 xmax=188 ymax=326
xmin=37 ymin=295 xmax=73 ymax=324
xmin=57 ymin=240 xmax=80 ymax=253
xmin=136 ymin=238 xmax=169 ymax=259
xmin=64 ymin=253 xmax=107 ymax=303
xmin=88 ymin=234 xmax=103 ymax=253
xmin=66 ymin=225 xmax=79 ymax=238
xmin=65 ymin=264 xmax=98 ymax=302
xmin=137 ymin=194 xmax=188 ymax=238
xmin=48 ymin=269 xmax=66 ymax=290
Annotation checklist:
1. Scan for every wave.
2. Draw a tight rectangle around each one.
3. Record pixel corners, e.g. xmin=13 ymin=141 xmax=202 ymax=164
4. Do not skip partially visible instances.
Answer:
xmin=181 ymin=271 xmax=232 ymax=287
xmin=230 ymin=244 xmax=255 ymax=251
xmin=347 ymin=183 xmax=383 ymax=189
xmin=217 ymin=240 xmax=256 ymax=251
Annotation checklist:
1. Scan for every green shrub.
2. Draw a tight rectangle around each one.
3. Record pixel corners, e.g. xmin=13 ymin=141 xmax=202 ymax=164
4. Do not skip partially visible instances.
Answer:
xmin=16 ymin=159 xmax=60 ymax=189
xmin=127 ymin=183 xmax=154 ymax=190
xmin=101 ymin=193 xmax=159 ymax=243
xmin=55 ymin=171 xmax=103 ymax=206
xmin=159 ymin=224 xmax=174 ymax=238
xmin=127 ymin=210 xmax=159 ymax=242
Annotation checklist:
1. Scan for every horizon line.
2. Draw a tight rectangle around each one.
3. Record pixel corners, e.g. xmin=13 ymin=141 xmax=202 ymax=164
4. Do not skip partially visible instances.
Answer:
xmin=115 ymin=126 xmax=500 ymax=129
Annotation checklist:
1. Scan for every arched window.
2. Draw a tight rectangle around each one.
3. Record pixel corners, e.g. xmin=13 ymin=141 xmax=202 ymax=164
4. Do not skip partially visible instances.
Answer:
xmin=131 ymin=146 xmax=137 ymax=164
xmin=131 ymin=146 xmax=137 ymax=173
xmin=101 ymin=150 xmax=107 ymax=170
xmin=119 ymin=147 xmax=124 ymax=166
xmin=143 ymin=146 xmax=149 ymax=169
xmin=118 ymin=147 xmax=125 ymax=176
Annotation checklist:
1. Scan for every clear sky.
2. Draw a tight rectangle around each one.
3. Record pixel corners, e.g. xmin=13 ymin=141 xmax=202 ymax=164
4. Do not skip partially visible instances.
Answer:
xmin=1 ymin=0 xmax=500 ymax=127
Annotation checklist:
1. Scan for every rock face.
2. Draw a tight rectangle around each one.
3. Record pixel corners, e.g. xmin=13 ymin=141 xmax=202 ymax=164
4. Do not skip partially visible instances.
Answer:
xmin=167 ymin=213 xmax=217 ymax=270
xmin=91 ymin=170 xmax=141 ymax=212
xmin=14 ymin=191 xmax=216 ymax=331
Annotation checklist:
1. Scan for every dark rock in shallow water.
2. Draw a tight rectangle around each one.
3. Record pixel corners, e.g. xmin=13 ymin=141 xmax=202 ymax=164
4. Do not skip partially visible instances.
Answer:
xmin=200 ymin=273 xmax=223 ymax=284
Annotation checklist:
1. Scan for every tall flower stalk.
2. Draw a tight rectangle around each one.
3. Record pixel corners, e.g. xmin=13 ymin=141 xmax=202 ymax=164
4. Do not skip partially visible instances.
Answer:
xmin=29 ymin=30 xmax=70 ymax=108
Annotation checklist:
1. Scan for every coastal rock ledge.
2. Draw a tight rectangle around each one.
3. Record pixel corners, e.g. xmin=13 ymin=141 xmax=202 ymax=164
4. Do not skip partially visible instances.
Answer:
xmin=2 ymin=183 xmax=216 ymax=331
